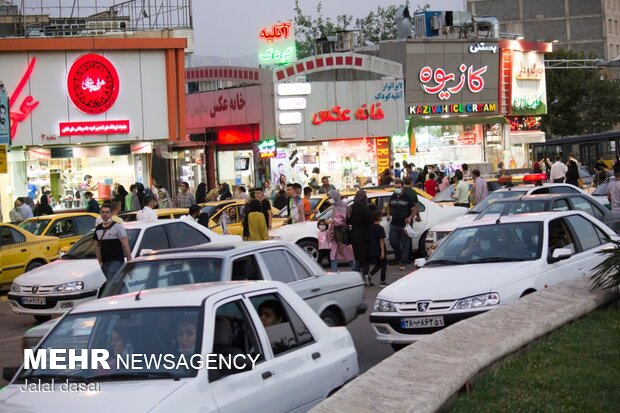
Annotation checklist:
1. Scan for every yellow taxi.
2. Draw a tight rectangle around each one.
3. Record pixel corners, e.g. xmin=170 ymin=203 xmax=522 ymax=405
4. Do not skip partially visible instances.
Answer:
xmin=19 ymin=213 xmax=99 ymax=250
xmin=205 ymin=200 xmax=285 ymax=235
xmin=118 ymin=208 xmax=189 ymax=222
xmin=0 ymin=223 xmax=60 ymax=286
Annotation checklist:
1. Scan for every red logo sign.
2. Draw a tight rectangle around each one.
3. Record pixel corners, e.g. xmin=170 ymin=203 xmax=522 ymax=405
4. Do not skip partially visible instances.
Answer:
xmin=67 ymin=54 xmax=119 ymax=115
xmin=311 ymin=103 xmax=385 ymax=125
xmin=9 ymin=58 xmax=40 ymax=140
xmin=419 ymin=64 xmax=487 ymax=100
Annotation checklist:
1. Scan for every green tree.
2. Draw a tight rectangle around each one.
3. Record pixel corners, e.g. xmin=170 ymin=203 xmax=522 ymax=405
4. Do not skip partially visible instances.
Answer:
xmin=543 ymin=49 xmax=620 ymax=137
xmin=294 ymin=0 xmax=353 ymax=59
xmin=590 ymin=241 xmax=620 ymax=291
xmin=355 ymin=5 xmax=399 ymax=45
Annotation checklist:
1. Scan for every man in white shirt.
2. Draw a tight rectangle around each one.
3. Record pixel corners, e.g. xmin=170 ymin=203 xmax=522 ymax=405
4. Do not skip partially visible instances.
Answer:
xmin=136 ymin=196 xmax=158 ymax=222
xmin=607 ymin=168 xmax=620 ymax=212
xmin=181 ymin=204 xmax=201 ymax=222
xmin=550 ymin=156 xmax=568 ymax=183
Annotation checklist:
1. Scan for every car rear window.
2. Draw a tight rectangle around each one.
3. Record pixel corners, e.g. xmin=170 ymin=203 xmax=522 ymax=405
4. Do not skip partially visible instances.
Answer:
xmin=104 ymin=258 xmax=224 ymax=296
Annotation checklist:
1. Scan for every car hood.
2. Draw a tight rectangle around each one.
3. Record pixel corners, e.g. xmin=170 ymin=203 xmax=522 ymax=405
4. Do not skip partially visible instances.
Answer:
xmin=428 ymin=215 xmax=476 ymax=233
xmin=269 ymin=220 xmax=317 ymax=239
xmin=0 ymin=380 xmax=188 ymax=413
xmin=13 ymin=259 xmax=101 ymax=285
xmin=378 ymin=262 xmax=531 ymax=302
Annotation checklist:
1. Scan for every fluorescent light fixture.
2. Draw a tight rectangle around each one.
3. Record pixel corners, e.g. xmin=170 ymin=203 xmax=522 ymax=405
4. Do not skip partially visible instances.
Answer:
xmin=277 ymin=83 xmax=312 ymax=96
xmin=278 ymin=97 xmax=307 ymax=110
xmin=278 ymin=112 xmax=303 ymax=125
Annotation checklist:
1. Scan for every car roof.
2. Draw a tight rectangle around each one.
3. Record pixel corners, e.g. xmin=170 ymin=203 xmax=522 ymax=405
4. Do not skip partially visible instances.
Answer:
xmin=201 ymin=200 xmax=240 ymax=207
xmin=457 ymin=210 xmax=591 ymax=228
xmin=70 ymin=281 xmax=279 ymax=313
xmin=120 ymin=208 xmax=187 ymax=216
xmin=122 ymin=219 xmax=187 ymax=229
xmin=136 ymin=240 xmax=294 ymax=260
xmin=507 ymin=193 xmax=585 ymax=201
xmin=23 ymin=212 xmax=98 ymax=220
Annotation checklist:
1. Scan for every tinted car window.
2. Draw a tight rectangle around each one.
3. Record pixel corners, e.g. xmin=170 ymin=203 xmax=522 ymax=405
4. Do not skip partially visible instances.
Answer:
xmin=566 ymin=215 xmax=605 ymax=251
xmin=73 ymin=216 xmax=96 ymax=235
xmin=284 ymin=250 xmax=312 ymax=279
xmin=166 ymin=222 xmax=210 ymax=248
xmin=138 ymin=226 xmax=169 ymax=254
xmin=106 ymin=258 xmax=223 ymax=295
xmin=260 ymin=250 xmax=296 ymax=283
xmin=569 ymin=197 xmax=605 ymax=220
xmin=231 ymin=255 xmax=263 ymax=281
xmin=548 ymin=219 xmax=576 ymax=255
xmin=549 ymin=186 xmax=579 ymax=194
xmin=551 ymin=199 xmax=570 ymax=211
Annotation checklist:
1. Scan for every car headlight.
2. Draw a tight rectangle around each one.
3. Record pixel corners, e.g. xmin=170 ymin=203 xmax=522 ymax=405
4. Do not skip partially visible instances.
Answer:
xmin=453 ymin=293 xmax=500 ymax=310
xmin=373 ymin=298 xmax=397 ymax=312
xmin=52 ymin=281 xmax=84 ymax=293
xmin=11 ymin=283 xmax=21 ymax=293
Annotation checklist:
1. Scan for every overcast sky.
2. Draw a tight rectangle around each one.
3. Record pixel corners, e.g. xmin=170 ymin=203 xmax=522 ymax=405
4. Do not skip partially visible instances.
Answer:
xmin=193 ymin=0 xmax=465 ymax=58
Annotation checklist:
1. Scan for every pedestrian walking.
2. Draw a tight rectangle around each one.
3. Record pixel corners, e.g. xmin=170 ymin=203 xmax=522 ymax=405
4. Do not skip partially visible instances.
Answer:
xmin=85 ymin=191 xmax=100 ymax=213
xmin=157 ymin=188 xmax=174 ymax=209
xmin=94 ymin=203 xmax=132 ymax=281
xmin=317 ymin=177 xmax=337 ymax=194
xmin=125 ymin=184 xmax=140 ymax=212
xmin=250 ymin=187 xmax=273 ymax=230
xmin=438 ymin=171 xmax=450 ymax=192
xmin=207 ymin=184 xmax=220 ymax=201
xmin=565 ymin=159 xmax=580 ymax=187
xmin=470 ymin=169 xmax=488 ymax=206
xmin=367 ymin=209 xmax=388 ymax=287
xmin=113 ymin=184 xmax=128 ymax=212
xmin=302 ymin=187 xmax=315 ymax=221
xmin=195 ymin=183 xmax=207 ymax=204
xmin=176 ymin=181 xmax=196 ymax=208
xmin=9 ymin=199 xmax=25 ymax=223
xmin=607 ymin=169 xmax=620 ymax=212
xmin=327 ymin=190 xmax=354 ymax=272
xmin=550 ymin=156 xmax=567 ymax=183
xmin=181 ymin=204 xmax=202 ymax=222
xmin=348 ymin=189 xmax=373 ymax=278
xmin=379 ymin=169 xmax=393 ymax=186
xmin=218 ymin=183 xmax=233 ymax=201
xmin=424 ymin=173 xmax=437 ymax=197
xmin=317 ymin=219 xmax=331 ymax=267
xmin=287 ymin=183 xmax=305 ymax=224
xmin=263 ymin=180 xmax=276 ymax=204
xmin=34 ymin=195 xmax=53 ymax=216
xmin=452 ymin=171 xmax=470 ymax=208
xmin=386 ymin=179 xmax=418 ymax=270
xmin=243 ymin=199 xmax=269 ymax=241
xmin=136 ymin=196 xmax=158 ymax=221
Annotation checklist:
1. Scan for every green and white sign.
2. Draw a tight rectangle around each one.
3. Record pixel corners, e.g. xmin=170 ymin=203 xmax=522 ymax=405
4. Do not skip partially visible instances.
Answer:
xmin=258 ymin=21 xmax=297 ymax=66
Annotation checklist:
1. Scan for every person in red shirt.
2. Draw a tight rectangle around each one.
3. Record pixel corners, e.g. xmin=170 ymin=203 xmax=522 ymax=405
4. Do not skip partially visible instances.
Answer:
xmin=302 ymin=186 xmax=315 ymax=221
xmin=424 ymin=172 xmax=437 ymax=197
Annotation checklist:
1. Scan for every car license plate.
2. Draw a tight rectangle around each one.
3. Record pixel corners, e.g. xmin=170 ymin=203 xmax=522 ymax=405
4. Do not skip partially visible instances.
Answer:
xmin=400 ymin=316 xmax=444 ymax=329
xmin=22 ymin=297 xmax=46 ymax=305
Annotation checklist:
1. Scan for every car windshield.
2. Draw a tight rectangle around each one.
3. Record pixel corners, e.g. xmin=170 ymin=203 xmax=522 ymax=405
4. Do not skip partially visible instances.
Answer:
xmin=19 ymin=219 xmax=51 ymax=236
xmin=432 ymin=185 xmax=458 ymax=203
xmin=593 ymin=177 xmax=614 ymax=196
xmin=425 ymin=222 xmax=543 ymax=266
xmin=62 ymin=229 xmax=140 ymax=260
xmin=468 ymin=190 xmax=529 ymax=214
xmin=477 ymin=200 xmax=549 ymax=220
xmin=104 ymin=258 xmax=224 ymax=296
xmin=15 ymin=307 xmax=202 ymax=382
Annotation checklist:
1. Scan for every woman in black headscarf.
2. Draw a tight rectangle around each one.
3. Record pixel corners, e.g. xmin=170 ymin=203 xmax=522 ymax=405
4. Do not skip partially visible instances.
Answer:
xmin=34 ymin=195 xmax=54 ymax=216
xmin=347 ymin=190 xmax=373 ymax=278
xmin=219 ymin=183 xmax=233 ymax=201
xmin=114 ymin=184 xmax=129 ymax=211
xmin=195 ymin=183 xmax=207 ymax=204
xmin=135 ymin=182 xmax=146 ymax=208
xmin=565 ymin=159 xmax=580 ymax=188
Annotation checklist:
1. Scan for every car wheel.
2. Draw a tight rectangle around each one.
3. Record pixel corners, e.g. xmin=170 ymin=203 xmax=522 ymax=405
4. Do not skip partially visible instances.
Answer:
xmin=320 ymin=309 xmax=340 ymax=327
xmin=391 ymin=343 xmax=409 ymax=352
xmin=298 ymin=240 xmax=319 ymax=261
xmin=25 ymin=261 xmax=44 ymax=273
xmin=34 ymin=315 xmax=51 ymax=324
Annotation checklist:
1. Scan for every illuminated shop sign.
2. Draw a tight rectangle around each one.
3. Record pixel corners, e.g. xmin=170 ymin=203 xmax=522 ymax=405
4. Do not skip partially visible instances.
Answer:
xmin=258 ymin=21 xmax=297 ymax=65
xmin=376 ymin=137 xmax=390 ymax=179
xmin=408 ymin=103 xmax=496 ymax=115
xmin=8 ymin=57 xmax=39 ymax=140
xmin=312 ymin=103 xmax=385 ymax=125
xmin=67 ymin=54 xmax=120 ymax=115
xmin=509 ymin=116 xmax=542 ymax=132
xmin=469 ymin=42 xmax=497 ymax=54
xmin=419 ymin=65 xmax=487 ymax=100
xmin=210 ymin=93 xmax=246 ymax=118
xmin=59 ymin=120 xmax=130 ymax=136
xmin=258 ymin=138 xmax=276 ymax=158
xmin=511 ymin=51 xmax=547 ymax=115
xmin=374 ymin=81 xmax=404 ymax=101
xmin=516 ymin=63 xmax=544 ymax=80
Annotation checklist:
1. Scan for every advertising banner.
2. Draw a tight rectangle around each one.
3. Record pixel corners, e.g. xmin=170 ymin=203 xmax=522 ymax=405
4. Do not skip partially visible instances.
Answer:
xmin=258 ymin=21 xmax=297 ymax=66
xmin=0 ymin=87 xmax=9 ymax=147
xmin=511 ymin=51 xmax=547 ymax=115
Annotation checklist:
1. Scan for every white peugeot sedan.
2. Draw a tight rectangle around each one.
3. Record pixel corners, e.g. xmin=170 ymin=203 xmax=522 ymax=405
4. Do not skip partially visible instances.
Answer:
xmin=270 ymin=191 xmax=467 ymax=260
xmin=425 ymin=182 xmax=605 ymax=254
xmin=371 ymin=211 xmax=618 ymax=350
xmin=8 ymin=220 xmax=242 ymax=322
xmin=1 ymin=281 xmax=359 ymax=413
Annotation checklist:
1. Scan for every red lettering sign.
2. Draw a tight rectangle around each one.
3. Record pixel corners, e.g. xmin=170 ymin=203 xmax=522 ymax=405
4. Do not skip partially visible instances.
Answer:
xmin=259 ymin=22 xmax=292 ymax=43
xmin=8 ymin=58 xmax=40 ymax=140
xmin=210 ymin=93 xmax=246 ymax=119
xmin=312 ymin=103 xmax=385 ymax=125
xmin=420 ymin=64 xmax=488 ymax=100
xmin=59 ymin=120 xmax=130 ymax=136
xmin=67 ymin=54 xmax=120 ymax=115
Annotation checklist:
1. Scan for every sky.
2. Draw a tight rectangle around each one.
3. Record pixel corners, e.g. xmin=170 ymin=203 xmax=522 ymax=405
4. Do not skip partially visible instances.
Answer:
xmin=193 ymin=0 xmax=465 ymax=59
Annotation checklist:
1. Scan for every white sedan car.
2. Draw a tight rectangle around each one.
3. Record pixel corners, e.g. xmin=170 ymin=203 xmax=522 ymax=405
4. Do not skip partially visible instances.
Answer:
xmin=2 ymin=281 xmax=359 ymax=413
xmin=425 ymin=183 xmax=604 ymax=253
xmin=270 ymin=191 xmax=467 ymax=260
xmin=8 ymin=220 xmax=241 ymax=322
xmin=371 ymin=211 xmax=618 ymax=349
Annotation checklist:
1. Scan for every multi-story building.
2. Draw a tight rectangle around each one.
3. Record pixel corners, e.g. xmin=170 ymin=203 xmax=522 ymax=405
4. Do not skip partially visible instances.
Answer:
xmin=468 ymin=0 xmax=618 ymax=59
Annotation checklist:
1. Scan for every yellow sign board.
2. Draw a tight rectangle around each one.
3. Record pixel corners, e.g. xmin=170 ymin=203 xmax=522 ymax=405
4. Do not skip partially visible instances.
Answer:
xmin=0 ymin=144 xmax=7 ymax=173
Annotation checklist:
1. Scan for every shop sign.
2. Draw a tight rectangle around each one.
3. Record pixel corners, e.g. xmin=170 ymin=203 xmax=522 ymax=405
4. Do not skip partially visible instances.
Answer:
xmin=469 ymin=42 xmax=497 ymax=54
xmin=258 ymin=139 xmax=277 ymax=158
xmin=511 ymin=51 xmax=547 ymax=115
xmin=279 ymin=126 xmax=297 ymax=139
xmin=516 ymin=63 xmax=544 ymax=80
xmin=376 ymin=137 xmax=390 ymax=178
xmin=210 ymin=93 xmax=246 ymax=119
xmin=59 ymin=120 xmax=130 ymax=136
xmin=311 ymin=103 xmax=385 ymax=125
xmin=509 ymin=116 xmax=542 ymax=132
xmin=419 ymin=64 xmax=487 ymax=100
xmin=408 ymin=103 xmax=497 ymax=115
xmin=0 ymin=144 xmax=6 ymax=173
xmin=258 ymin=21 xmax=297 ymax=65
xmin=7 ymin=57 xmax=39 ymax=141
xmin=0 ymin=86 xmax=9 ymax=146
xmin=277 ymin=83 xmax=311 ymax=96
xmin=374 ymin=81 xmax=404 ymax=102
xmin=67 ymin=54 xmax=120 ymax=115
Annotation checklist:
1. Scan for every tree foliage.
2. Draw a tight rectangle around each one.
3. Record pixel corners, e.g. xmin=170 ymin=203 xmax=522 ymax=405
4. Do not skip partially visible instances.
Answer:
xmin=355 ymin=5 xmax=399 ymax=45
xmin=543 ymin=49 xmax=620 ymax=138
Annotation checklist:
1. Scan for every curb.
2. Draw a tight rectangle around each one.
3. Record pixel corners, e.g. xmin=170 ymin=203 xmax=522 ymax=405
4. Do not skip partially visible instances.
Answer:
xmin=311 ymin=279 xmax=618 ymax=413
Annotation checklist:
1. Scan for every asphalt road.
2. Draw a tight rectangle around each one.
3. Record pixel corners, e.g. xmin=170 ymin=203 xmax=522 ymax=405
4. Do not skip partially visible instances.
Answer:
xmin=0 ymin=264 xmax=414 ymax=387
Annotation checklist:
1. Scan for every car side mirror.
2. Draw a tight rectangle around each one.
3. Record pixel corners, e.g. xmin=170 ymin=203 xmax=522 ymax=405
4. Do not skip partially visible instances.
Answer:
xmin=3 ymin=366 xmax=18 ymax=382
xmin=414 ymin=258 xmax=426 ymax=268
xmin=549 ymin=248 xmax=572 ymax=263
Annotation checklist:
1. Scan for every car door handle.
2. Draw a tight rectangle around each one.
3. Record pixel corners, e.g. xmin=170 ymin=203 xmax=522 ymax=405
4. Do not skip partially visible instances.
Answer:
xmin=311 ymin=288 xmax=321 ymax=293
xmin=261 ymin=371 xmax=274 ymax=380
xmin=312 ymin=352 xmax=321 ymax=360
